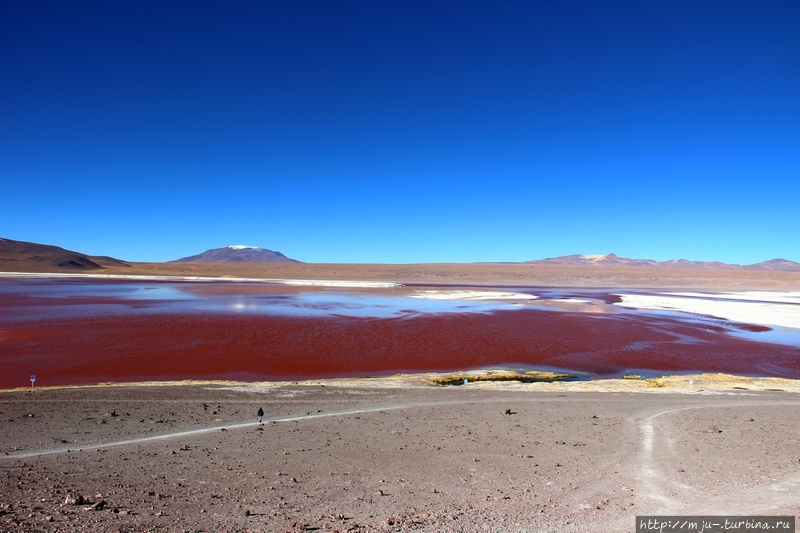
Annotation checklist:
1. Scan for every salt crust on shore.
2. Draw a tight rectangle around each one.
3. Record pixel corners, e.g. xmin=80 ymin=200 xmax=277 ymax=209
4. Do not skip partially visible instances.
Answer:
xmin=0 ymin=272 xmax=401 ymax=288
xmin=672 ymin=291 xmax=800 ymax=304
xmin=409 ymin=289 xmax=538 ymax=301
xmin=615 ymin=292 xmax=800 ymax=329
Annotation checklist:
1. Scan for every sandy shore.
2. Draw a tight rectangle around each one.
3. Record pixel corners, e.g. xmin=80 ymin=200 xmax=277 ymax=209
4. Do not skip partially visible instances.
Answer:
xmin=2 ymin=375 xmax=799 ymax=532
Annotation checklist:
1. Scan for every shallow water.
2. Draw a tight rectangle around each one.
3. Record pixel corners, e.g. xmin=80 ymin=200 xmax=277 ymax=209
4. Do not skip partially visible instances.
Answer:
xmin=1 ymin=278 xmax=799 ymax=388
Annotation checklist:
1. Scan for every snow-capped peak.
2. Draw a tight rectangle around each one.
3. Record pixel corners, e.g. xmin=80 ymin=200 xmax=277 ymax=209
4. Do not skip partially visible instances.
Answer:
xmin=226 ymin=245 xmax=260 ymax=250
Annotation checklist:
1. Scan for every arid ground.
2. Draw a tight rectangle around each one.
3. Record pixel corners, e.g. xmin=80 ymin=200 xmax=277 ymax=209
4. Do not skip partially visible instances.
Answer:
xmin=100 ymin=261 xmax=800 ymax=291
xmin=2 ymin=376 xmax=799 ymax=533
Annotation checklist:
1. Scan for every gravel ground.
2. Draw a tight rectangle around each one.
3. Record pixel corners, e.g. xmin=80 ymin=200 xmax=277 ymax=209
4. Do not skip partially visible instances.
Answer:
xmin=2 ymin=380 xmax=799 ymax=532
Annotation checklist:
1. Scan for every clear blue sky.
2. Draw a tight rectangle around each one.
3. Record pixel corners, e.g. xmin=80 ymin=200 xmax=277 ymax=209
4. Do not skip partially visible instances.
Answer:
xmin=2 ymin=1 xmax=798 ymax=264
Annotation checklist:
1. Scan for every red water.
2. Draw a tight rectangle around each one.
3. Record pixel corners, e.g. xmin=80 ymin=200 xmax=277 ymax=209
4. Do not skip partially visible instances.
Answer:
xmin=3 ymin=296 xmax=799 ymax=388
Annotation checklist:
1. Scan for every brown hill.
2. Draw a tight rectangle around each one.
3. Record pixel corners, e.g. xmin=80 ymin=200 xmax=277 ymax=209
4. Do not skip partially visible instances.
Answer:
xmin=0 ymin=238 xmax=129 ymax=272
xmin=170 ymin=245 xmax=299 ymax=263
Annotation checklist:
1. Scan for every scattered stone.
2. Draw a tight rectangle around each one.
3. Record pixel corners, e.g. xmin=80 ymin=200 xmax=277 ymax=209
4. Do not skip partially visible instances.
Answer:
xmin=87 ymin=500 xmax=106 ymax=511
xmin=64 ymin=494 xmax=84 ymax=506
xmin=706 ymin=425 xmax=722 ymax=433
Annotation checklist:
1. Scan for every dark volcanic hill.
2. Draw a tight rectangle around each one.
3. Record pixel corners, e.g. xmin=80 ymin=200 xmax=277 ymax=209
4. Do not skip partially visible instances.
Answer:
xmin=0 ymin=238 xmax=130 ymax=272
xmin=526 ymin=253 xmax=800 ymax=271
xmin=170 ymin=245 xmax=300 ymax=263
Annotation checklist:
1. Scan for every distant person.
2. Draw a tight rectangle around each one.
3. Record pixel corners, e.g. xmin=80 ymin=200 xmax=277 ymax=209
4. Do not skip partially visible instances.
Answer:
xmin=257 ymin=407 xmax=264 ymax=424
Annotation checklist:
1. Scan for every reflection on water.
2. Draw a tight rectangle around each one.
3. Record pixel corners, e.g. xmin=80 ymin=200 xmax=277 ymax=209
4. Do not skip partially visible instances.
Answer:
xmin=529 ymin=298 xmax=622 ymax=314
xmin=2 ymin=279 xmax=798 ymax=348
xmin=0 ymin=280 xmax=535 ymax=319
xmin=198 ymin=290 xmax=524 ymax=318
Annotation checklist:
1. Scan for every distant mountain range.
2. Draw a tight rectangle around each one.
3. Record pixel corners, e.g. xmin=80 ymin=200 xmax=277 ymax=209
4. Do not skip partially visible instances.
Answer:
xmin=2 ymin=239 xmax=799 ymax=272
xmin=170 ymin=245 xmax=300 ymax=263
xmin=525 ymin=253 xmax=800 ymax=271
xmin=0 ymin=238 xmax=130 ymax=272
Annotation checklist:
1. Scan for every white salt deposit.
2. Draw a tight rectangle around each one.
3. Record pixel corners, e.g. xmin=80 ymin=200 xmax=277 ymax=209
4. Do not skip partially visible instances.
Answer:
xmin=410 ymin=290 xmax=537 ymax=301
xmin=670 ymin=291 xmax=800 ymax=305
xmin=614 ymin=292 xmax=800 ymax=330
xmin=281 ymin=279 xmax=402 ymax=288
xmin=0 ymin=272 xmax=402 ymax=287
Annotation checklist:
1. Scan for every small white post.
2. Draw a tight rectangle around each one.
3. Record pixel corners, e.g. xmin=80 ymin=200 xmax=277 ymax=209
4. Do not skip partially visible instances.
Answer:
xmin=30 ymin=375 xmax=36 ymax=392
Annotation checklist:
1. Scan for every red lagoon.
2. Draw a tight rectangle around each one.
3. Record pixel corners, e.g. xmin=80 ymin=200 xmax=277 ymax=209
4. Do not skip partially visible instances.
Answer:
xmin=1 ymin=278 xmax=798 ymax=388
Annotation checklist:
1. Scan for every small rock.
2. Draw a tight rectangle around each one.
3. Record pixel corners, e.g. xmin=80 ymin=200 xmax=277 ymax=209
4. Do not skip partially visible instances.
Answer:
xmin=89 ymin=500 xmax=106 ymax=511
xmin=64 ymin=494 xmax=84 ymax=506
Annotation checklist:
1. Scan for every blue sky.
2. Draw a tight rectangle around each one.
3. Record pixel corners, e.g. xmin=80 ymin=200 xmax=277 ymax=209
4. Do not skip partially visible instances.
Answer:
xmin=2 ymin=1 xmax=798 ymax=264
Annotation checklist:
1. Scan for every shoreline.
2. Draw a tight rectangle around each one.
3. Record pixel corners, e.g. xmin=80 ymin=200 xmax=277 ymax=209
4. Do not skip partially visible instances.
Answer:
xmin=6 ymin=370 xmax=800 ymax=395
